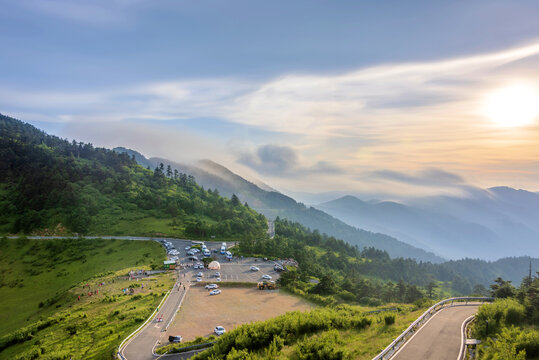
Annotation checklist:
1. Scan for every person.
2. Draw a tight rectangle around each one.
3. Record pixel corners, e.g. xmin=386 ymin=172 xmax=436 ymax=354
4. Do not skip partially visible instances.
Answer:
xmin=78 ymin=295 xmax=80 ymax=301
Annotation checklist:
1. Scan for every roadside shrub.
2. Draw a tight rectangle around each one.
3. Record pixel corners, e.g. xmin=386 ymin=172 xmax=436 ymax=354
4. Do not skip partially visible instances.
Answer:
xmin=359 ymin=297 xmax=382 ymax=307
xmin=192 ymin=307 xmax=371 ymax=358
xmin=477 ymin=326 xmax=539 ymax=360
xmin=474 ymin=299 xmax=525 ymax=337
xmin=295 ymin=330 xmax=349 ymax=360
xmin=384 ymin=314 xmax=396 ymax=326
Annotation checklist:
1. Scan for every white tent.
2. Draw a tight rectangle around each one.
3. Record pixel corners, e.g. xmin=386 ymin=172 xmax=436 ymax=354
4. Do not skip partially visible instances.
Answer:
xmin=208 ymin=261 xmax=221 ymax=270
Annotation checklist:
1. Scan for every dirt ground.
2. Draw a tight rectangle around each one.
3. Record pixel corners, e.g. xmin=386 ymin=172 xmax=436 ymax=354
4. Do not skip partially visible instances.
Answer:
xmin=165 ymin=286 xmax=314 ymax=341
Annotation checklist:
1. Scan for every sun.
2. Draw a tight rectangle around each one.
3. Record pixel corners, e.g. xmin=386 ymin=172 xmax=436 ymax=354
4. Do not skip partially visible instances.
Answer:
xmin=481 ymin=84 xmax=539 ymax=127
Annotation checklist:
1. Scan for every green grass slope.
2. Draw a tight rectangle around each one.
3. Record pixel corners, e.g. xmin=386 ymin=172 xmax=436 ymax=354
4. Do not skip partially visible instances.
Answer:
xmin=0 ymin=237 xmax=174 ymax=359
xmin=0 ymin=237 xmax=165 ymax=336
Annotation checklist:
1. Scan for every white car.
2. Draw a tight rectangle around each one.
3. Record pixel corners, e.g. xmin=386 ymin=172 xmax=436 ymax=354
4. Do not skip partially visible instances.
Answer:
xmin=205 ymin=284 xmax=219 ymax=289
xmin=168 ymin=335 xmax=182 ymax=343
xmin=185 ymin=246 xmax=191 ymax=250
xmin=215 ymin=272 xmax=220 ymax=277
xmin=209 ymin=289 xmax=221 ymax=295
xmin=214 ymin=326 xmax=226 ymax=335
xmin=196 ymin=272 xmax=203 ymax=277
xmin=250 ymin=266 xmax=259 ymax=271
xmin=196 ymin=277 xmax=202 ymax=282
xmin=262 ymin=275 xmax=272 ymax=280
xmin=215 ymin=277 xmax=221 ymax=282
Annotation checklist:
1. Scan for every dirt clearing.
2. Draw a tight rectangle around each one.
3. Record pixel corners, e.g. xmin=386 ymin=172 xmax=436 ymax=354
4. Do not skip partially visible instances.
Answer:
xmin=165 ymin=286 xmax=314 ymax=341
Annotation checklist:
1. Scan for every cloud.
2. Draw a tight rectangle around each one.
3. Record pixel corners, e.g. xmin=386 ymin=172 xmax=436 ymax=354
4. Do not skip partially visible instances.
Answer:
xmin=3 ymin=40 xmax=539 ymax=194
xmin=367 ymin=168 xmax=465 ymax=187
xmin=238 ymin=144 xmax=342 ymax=177
xmin=15 ymin=0 xmax=141 ymax=27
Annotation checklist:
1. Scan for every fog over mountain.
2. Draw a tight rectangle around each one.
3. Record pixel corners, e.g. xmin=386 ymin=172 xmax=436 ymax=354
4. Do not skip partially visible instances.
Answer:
xmin=114 ymin=147 xmax=443 ymax=263
xmin=318 ymin=188 xmax=539 ymax=260
xmin=115 ymin=147 xmax=538 ymax=262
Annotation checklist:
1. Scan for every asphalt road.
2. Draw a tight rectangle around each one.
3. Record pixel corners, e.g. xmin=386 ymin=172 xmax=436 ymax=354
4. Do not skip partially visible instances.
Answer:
xmin=121 ymin=278 xmax=188 ymax=360
xmin=392 ymin=304 xmax=479 ymax=360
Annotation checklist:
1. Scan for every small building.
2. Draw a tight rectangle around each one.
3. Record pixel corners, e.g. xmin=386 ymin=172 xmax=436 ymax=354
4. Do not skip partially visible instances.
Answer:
xmin=163 ymin=260 xmax=176 ymax=270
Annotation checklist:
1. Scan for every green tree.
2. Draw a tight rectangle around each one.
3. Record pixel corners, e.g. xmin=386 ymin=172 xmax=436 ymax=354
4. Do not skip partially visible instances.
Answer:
xmin=425 ymin=281 xmax=438 ymax=299
xmin=490 ymin=277 xmax=516 ymax=298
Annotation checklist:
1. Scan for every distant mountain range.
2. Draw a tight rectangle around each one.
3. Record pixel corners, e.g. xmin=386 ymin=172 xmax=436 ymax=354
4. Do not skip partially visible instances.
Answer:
xmin=114 ymin=147 xmax=443 ymax=263
xmin=115 ymin=147 xmax=538 ymax=262
xmin=317 ymin=188 xmax=539 ymax=260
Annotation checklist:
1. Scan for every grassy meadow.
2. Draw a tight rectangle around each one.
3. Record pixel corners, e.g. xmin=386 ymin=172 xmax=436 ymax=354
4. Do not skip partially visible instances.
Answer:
xmin=0 ymin=237 xmax=174 ymax=359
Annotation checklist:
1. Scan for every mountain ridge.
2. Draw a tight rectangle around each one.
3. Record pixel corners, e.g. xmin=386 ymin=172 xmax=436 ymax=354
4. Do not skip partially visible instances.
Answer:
xmin=113 ymin=147 xmax=444 ymax=263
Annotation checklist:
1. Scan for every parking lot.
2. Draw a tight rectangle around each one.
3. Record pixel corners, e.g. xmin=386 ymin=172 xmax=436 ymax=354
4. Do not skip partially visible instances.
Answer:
xmin=163 ymin=239 xmax=281 ymax=283
xmin=165 ymin=287 xmax=314 ymax=341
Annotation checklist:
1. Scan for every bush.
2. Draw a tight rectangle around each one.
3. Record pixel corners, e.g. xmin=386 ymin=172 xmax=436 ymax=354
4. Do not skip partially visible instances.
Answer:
xmin=477 ymin=326 xmax=539 ymax=360
xmin=191 ymin=307 xmax=371 ymax=359
xmin=384 ymin=314 xmax=396 ymax=326
xmin=295 ymin=330 xmax=350 ymax=360
xmin=474 ymin=299 xmax=526 ymax=337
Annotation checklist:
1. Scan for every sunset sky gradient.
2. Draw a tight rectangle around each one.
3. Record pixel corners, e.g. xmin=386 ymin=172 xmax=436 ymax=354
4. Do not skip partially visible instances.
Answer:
xmin=2 ymin=0 xmax=539 ymax=198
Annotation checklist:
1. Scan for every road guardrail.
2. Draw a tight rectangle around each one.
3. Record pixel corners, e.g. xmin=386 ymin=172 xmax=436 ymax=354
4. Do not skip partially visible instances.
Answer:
xmin=117 ymin=290 xmax=171 ymax=359
xmin=372 ymin=297 xmax=493 ymax=360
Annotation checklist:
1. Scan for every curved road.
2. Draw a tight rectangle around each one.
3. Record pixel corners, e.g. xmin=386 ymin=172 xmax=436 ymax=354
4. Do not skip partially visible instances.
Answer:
xmin=392 ymin=304 xmax=478 ymax=360
xmin=121 ymin=278 xmax=187 ymax=360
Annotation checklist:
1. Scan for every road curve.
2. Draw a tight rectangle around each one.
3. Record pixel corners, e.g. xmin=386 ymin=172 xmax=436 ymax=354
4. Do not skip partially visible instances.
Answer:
xmin=391 ymin=304 xmax=479 ymax=360
xmin=121 ymin=281 xmax=188 ymax=360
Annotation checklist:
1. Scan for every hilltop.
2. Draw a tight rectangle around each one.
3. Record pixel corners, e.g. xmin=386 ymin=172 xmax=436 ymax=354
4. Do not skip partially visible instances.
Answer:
xmin=0 ymin=114 xmax=267 ymax=239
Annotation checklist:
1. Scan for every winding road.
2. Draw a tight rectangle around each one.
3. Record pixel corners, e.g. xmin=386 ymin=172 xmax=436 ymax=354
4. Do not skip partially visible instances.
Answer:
xmin=391 ymin=304 xmax=479 ymax=360
xmin=120 ymin=278 xmax=188 ymax=360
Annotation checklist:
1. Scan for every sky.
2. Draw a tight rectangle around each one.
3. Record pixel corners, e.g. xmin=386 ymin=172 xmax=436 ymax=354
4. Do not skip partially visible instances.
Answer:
xmin=2 ymin=0 xmax=539 ymax=199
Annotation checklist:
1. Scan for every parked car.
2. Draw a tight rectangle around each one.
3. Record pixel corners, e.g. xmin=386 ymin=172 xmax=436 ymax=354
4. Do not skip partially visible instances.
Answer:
xmin=205 ymin=284 xmax=219 ymax=289
xmin=210 ymin=289 xmax=221 ymax=295
xmin=168 ymin=335 xmax=182 ymax=343
xmin=197 ymin=272 xmax=203 ymax=277
xmin=196 ymin=277 xmax=202 ymax=282
xmin=262 ymin=275 xmax=272 ymax=280
xmin=185 ymin=246 xmax=191 ymax=250
xmin=215 ymin=277 xmax=221 ymax=282
xmin=215 ymin=272 xmax=220 ymax=277
xmin=214 ymin=326 xmax=226 ymax=335
xmin=250 ymin=266 xmax=259 ymax=271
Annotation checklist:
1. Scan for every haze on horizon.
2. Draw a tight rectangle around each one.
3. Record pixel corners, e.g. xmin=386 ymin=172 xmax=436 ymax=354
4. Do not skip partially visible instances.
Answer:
xmin=2 ymin=0 xmax=539 ymax=198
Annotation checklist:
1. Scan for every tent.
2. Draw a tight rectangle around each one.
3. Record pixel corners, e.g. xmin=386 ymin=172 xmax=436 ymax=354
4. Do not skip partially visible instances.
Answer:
xmin=208 ymin=261 xmax=221 ymax=270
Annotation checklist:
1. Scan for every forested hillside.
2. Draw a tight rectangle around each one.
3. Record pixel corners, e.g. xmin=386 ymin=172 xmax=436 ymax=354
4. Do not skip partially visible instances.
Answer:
xmin=0 ymin=114 xmax=267 ymax=239
xmin=243 ymin=218 xmax=538 ymax=305
xmin=115 ymin=148 xmax=443 ymax=263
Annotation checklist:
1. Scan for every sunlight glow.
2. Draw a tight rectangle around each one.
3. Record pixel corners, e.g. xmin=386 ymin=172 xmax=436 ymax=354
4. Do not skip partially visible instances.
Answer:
xmin=482 ymin=84 xmax=539 ymax=127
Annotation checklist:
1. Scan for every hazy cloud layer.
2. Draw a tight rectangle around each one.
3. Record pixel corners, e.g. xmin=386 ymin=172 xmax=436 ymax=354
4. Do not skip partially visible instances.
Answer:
xmin=368 ymin=169 xmax=465 ymax=187
xmin=3 ymin=40 xmax=539 ymax=195
xmin=238 ymin=144 xmax=343 ymax=177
